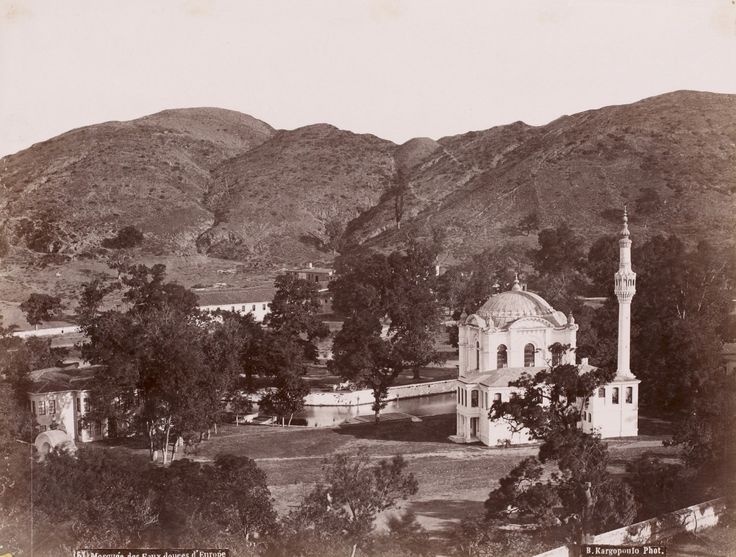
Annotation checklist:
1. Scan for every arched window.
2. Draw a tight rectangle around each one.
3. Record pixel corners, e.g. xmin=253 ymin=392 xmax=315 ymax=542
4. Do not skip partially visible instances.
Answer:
xmin=471 ymin=390 xmax=479 ymax=407
xmin=550 ymin=343 xmax=564 ymax=366
xmin=524 ymin=343 xmax=536 ymax=367
xmin=497 ymin=345 xmax=508 ymax=368
xmin=475 ymin=340 xmax=481 ymax=370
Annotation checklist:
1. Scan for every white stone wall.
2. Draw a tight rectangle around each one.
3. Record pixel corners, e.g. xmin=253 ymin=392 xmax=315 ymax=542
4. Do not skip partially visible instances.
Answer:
xmin=14 ymin=325 xmax=82 ymax=338
xmin=304 ymin=379 xmax=456 ymax=407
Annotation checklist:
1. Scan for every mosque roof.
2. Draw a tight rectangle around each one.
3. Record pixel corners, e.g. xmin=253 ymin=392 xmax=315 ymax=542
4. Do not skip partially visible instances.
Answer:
xmin=459 ymin=363 xmax=599 ymax=388
xmin=473 ymin=279 xmax=568 ymax=328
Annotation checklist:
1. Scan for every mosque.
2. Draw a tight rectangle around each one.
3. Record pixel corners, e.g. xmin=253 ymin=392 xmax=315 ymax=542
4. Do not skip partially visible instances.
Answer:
xmin=452 ymin=213 xmax=640 ymax=445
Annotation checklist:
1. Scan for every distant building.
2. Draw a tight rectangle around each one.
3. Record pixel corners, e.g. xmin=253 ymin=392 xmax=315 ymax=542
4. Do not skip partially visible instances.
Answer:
xmin=452 ymin=212 xmax=640 ymax=446
xmin=284 ymin=263 xmax=334 ymax=314
xmin=194 ymin=285 xmax=276 ymax=322
xmin=28 ymin=365 xmax=107 ymax=443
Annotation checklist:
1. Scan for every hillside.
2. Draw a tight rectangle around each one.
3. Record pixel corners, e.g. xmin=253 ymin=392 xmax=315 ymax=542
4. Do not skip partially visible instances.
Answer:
xmin=197 ymin=124 xmax=396 ymax=264
xmin=1 ymin=91 xmax=735 ymax=314
xmin=347 ymin=91 xmax=736 ymax=260
xmin=0 ymin=107 xmax=275 ymax=256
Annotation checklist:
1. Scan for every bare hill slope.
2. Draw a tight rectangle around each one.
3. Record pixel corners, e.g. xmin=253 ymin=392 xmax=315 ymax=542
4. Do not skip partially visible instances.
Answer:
xmin=348 ymin=91 xmax=736 ymax=260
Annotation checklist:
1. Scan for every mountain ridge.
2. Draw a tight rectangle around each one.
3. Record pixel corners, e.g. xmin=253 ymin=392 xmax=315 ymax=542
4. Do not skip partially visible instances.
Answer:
xmin=1 ymin=90 xmax=734 ymax=305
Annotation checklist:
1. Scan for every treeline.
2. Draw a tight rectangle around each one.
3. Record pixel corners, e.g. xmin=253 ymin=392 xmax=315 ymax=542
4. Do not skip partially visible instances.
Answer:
xmin=0 ymin=442 xmax=427 ymax=557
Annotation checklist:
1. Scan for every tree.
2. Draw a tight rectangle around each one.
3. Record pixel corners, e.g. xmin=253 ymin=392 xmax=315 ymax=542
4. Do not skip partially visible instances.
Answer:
xmin=19 ymin=293 xmax=63 ymax=328
xmin=330 ymin=243 xmax=442 ymax=420
xmin=101 ymin=225 xmax=144 ymax=249
xmin=528 ymin=222 xmax=587 ymax=313
xmin=259 ymin=371 xmax=310 ymax=426
xmin=280 ymin=450 xmax=418 ymax=555
xmin=486 ymin=348 xmax=637 ymax=544
xmin=153 ymin=454 xmax=276 ymax=548
xmin=667 ymin=366 xmax=736 ymax=492
xmin=324 ymin=217 xmax=346 ymax=255
xmin=438 ymin=244 xmax=528 ymax=320
xmin=585 ymin=234 xmax=618 ymax=296
xmin=257 ymin=273 xmax=326 ymax=424
xmin=265 ymin=273 xmax=329 ymax=358
xmin=393 ymin=168 xmax=408 ymax=229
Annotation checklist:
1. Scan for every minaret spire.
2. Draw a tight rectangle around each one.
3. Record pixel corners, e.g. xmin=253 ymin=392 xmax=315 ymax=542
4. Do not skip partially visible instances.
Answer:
xmin=614 ymin=207 xmax=636 ymax=377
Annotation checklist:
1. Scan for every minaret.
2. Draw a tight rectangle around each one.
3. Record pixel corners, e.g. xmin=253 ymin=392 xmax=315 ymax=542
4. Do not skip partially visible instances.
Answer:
xmin=614 ymin=207 xmax=636 ymax=377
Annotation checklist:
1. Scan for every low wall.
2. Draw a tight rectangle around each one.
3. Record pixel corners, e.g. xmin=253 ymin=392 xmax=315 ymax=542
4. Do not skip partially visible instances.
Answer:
xmin=13 ymin=325 xmax=82 ymax=338
xmin=304 ymin=379 xmax=456 ymax=407
xmin=533 ymin=498 xmax=727 ymax=557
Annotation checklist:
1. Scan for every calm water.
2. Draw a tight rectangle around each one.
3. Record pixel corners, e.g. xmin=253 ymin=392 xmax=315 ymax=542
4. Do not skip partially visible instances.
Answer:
xmin=291 ymin=392 xmax=456 ymax=427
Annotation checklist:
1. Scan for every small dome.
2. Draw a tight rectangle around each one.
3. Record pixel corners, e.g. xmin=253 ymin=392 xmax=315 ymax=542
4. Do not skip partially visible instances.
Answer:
xmin=475 ymin=289 xmax=567 ymax=328
xmin=34 ymin=429 xmax=76 ymax=460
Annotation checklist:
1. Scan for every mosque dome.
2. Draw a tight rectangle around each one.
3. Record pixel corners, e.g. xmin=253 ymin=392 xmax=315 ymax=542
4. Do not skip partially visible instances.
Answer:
xmin=474 ymin=279 xmax=568 ymax=328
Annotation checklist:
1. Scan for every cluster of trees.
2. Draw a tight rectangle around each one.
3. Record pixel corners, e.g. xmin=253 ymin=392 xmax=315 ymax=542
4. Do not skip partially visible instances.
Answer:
xmin=329 ymin=241 xmax=443 ymax=421
xmin=75 ymin=263 xmax=327 ymax=462
xmin=0 ymin=441 xmax=425 ymax=557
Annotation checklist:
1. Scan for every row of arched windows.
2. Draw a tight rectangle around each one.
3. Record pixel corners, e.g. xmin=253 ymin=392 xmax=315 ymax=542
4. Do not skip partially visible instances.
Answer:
xmin=474 ymin=342 xmax=537 ymax=370
xmin=457 ymin=387 xmax=506 ymax=409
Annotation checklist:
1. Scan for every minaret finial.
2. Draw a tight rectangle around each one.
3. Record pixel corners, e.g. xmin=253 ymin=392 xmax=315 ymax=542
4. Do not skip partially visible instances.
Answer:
xmin=621 ymin=205 xmax=630 ymax=238
xmin=511 ymin=273 xmax=522 ymax=291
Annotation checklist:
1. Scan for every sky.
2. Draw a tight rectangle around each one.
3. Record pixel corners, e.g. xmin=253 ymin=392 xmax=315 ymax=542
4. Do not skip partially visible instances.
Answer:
xmin=1 ymin=0 xmax=735 ymax=157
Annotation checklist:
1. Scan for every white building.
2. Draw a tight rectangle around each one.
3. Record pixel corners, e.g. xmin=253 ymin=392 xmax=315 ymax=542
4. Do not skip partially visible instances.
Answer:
xmin=28 ymin=365 xmax=107 ymax=443
xmin=452 ymin=212 xmax=640 ymax=446
xmin=195 ymin=285 xmax=276 ymax=322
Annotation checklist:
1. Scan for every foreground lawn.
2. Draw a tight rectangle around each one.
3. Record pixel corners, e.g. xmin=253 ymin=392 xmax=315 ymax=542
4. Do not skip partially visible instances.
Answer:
xmin=188 ymin=414 xmax=678 ymax=539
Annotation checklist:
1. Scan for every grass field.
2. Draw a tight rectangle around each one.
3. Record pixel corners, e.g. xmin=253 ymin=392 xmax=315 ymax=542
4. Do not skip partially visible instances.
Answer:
xmin=181 ymin=413 xmax=677 ymax=542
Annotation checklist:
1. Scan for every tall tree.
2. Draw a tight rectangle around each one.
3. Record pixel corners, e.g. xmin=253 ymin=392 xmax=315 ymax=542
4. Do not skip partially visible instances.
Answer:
xmin=330 ymin=243 xmax=441 ymax=420
xmin=528 ymin=222 xmax=587 ymax=313
xmin=265 ymin=273 xmax=329 ymax=357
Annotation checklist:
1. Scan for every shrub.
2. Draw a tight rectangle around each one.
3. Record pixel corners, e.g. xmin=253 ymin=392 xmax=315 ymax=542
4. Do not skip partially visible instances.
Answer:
xmin=102 ymin=226 xmax=144 ymax=249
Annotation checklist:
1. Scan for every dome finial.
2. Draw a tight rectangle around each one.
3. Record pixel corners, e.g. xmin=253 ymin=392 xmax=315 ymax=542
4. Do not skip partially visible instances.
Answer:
xmin=511 ymin=273 xmax=522 ymax=291
xmin=621 ymin=205 xmax=630 ymax=238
